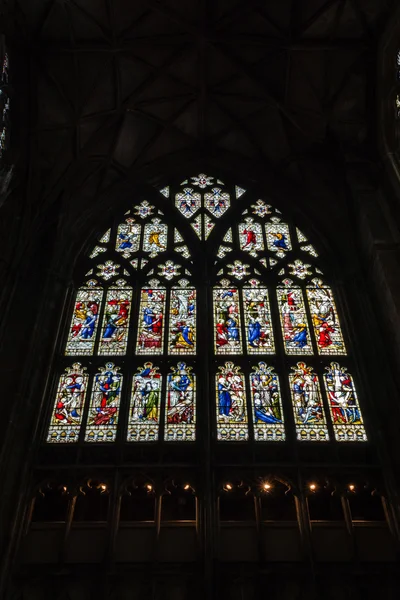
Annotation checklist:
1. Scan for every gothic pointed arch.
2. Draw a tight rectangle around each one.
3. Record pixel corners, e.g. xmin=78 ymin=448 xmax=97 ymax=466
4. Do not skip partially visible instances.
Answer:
xmin=46 ymin=173 xmax=367 ymax=448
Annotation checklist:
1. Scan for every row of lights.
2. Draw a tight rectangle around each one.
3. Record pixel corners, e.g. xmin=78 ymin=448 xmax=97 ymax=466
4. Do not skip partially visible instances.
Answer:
xmin=222 ymin=483 xmax=356 ymax=492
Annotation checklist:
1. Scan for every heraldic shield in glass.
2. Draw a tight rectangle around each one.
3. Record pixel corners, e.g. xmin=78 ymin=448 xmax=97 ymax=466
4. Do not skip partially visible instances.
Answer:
xmin=323 ymin=363 xmax=367 ymax=441
xmin=250 ymin=363 xmax=285 ymax=441
xmin=128 ymin=363 xmax=162 ymax=442
xmin=85 ymin=363 xmax=122 ymax=442
xmin=216 ymin=362 xmax=248 ymax=441
xmin=47 ymin=172 xmax=369 ymax=445
xmin=47 ymin=363 xmax=88 ymax=443
xmin=165 ymin=363 xmax=196 ymax=441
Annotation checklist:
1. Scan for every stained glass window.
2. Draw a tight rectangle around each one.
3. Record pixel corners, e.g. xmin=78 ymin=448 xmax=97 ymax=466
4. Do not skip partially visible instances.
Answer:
xmin=289 ymin=363 xmax=329 ymax=441
xmin=128 ymin=363 xmax=162 ymax=442
xmin=323 ymin=363 xmax=367 ymax=441
xmin=250 ymin=363 xmax=284 ymax=441
xmin=136 ymin=283 xmax=166 ymax=355
xmin=277 ymin=279 xmax=313 ymax=355
xmin=214 ymin=284 xmax=242 ymax=354
xmin=85 ymin=363 xmax=122 ymax=442
xmin=48 ymin=172 xmax=368 ymax=446
xmin=168 ymin=283 xmax=196 ymax=354
xmin=47 ymin=363 xmax=88 ymax=443
xmin=98 ymin=284 xmax=132 ymax=355
xmin=216 ymin=362 xmax=248 ymax=441
xmin=243 ymin=280 xmax=275 ymax=354
xmin=165 ymin=363 xmax=196 ymax=441
xmin=0 ymin=53 xmax=10 ymax=160
xmin=65 ymin=285 xmax=103 ymax=355
xmin=306 ymin=279 xmax=346 ymax=355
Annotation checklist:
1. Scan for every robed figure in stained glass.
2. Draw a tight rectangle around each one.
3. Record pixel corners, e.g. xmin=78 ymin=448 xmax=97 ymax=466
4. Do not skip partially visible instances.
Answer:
xmin=166 ymin=363 xmax=195 ymax=426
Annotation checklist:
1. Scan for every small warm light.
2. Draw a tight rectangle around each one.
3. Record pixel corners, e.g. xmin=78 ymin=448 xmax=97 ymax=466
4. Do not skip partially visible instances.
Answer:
xmin=263 ymin=483 xmax=271 ymax=491
xmin=100 ymin=484 xmax=107 ymax=491
xmin=184 ymin=484 xmax=190 ymax=491
xmin=348 ymin=484 xmax=355 ymax=492
xmin=225 ymin=483 xmax=232 ymax=491
xmin=62 ymin=486 xmax=67 ymax=492
xmin=309 ymin=484 xmax=317 ymax=491
xmin=146 ymin=484 xmax=153 ymax=492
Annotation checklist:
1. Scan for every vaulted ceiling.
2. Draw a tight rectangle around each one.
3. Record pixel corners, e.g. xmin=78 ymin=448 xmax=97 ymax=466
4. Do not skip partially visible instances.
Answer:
xmin=0 ymin=0 xmax=396 ymax=248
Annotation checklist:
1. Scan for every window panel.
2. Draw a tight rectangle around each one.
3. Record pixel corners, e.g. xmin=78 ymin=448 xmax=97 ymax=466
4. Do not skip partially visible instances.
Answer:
xmin=143 ymin=219 xmax=167 ymax=257
xmin=289 ymin=363 xmax=329 ymax=441
xmin=65 ymin=286 xmax=103 ymax=355
xmin=127 ymin=363 xmax=162 ymax=441
xmin=323 ymin=363 xmax=367 ymax=441
xmin=98 ymin=286 xmax=132 ymax=355
xmin=168 ymin=285 xmax=196 ymax=354
xmin=250 ymin=363 xmax=285 ymax=441
xmin=115 ymin=218 xmax=141 ymax=258
xmin=306 ymin=279 xmax=346 ymax=355
xmin=136 ymin=285 xmax=166 ymax=355
xmin=214 ymin=286 xmax=242 ymax=354
xmin=204 ymin=187 xmax=230 ymax=217
xmin=165 ymin=362 xmax=196 ymax=441
xmin=243 ymin=281 xmax=275 ymax=354
xmin=265 ymin=219 xmax=292 ymax=258
xmin=175 ymin=187 xmax=201 ymax=218
xmin=47 ymin=363 xmax=88 ymax=443
xmin=216 ymin=362 xmax=248 ymax=441
xmin=277 ymin=280 xmax=313 ymax=355
xmin=85 ymin=363 xmax=122 ymax=442
xmin=239 ymin=218 xmax=264 ymax=257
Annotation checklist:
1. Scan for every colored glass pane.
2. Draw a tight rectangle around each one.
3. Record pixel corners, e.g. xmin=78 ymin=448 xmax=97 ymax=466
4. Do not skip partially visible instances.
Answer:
xmin=128 ymin=363 xmax=162 ymax=442
xmin=250 ymin=363 xmax=284 ymax=441
xmin=96 ymin=260 xmax=120 ymax=280
xmin=116 ymin=218 xmax=141 ymax=258
xmin=251 ymin=200 xmax=271 ymax=218
xmin=191 ymin=215 xmax=202 ymax=239
xmin=134 ymin=200 xmax=154 ymax=219
xmin=301 ymin=244 xmax=318 ymax=257
xmin=191 ymin=173 xmax=213 ymax=188
xmin=235 ymin=186 xmax=246 ymax=198
xmin=216 ymin=362 xmax=248 ymax=441
xmin=223 ymin=229 xmax=233 ymax=243
xmin=98 ymin=286 xmax=132 ymax=355
xmin=323 ymin=363 xmax=367 ymax=441
xmin=227 ymin=260 xmax=250 ymax=280
xmin=85 ymin=363 xmax=122 ymax=442
xmin=158 ymin=260 xmax=181 ymax=280
xmin=239 ymin=218 xmax=264 ymax=256
xmin=175 ymin=187 xmax=201 ymax=218
xmin=143 ymin=219 xmax=167 ymax=257
xmin=277 ymin=280 xmax=313 ymax=355
xmin=204 ymin=187 xmax=230 ymax=217
xmin=265 ymin=220 xmax=291 ymax=258
xmin=65 ymin=286 xmax=103 ymax=355
xmin=243 ymin=282 xmax=275 ymax=354
xmin=47 ymin=363 xmax=88 ymax=443
xmin=175 ymin=245 xmax=191 ymax=259
xmin=168 ymin=286 xmax=196 ymax=354
xmin=289 ymin=363 xmax=329 ymax=441
xmin=165 ymin=363 xmax=196 ymax=441
xmin=296 ymin=228 xmax=307 ymax=243
xmin=136 ymin=284 xmax=166 ymax=354
xmin=160 ymin=186 xmax=170 ymax=198
xmin=288 ymin=259 xmax=312 ymax=280
xmin=214 ymin=286 xmax=242 ymax=354
xmin=204 ymin=214 xmax=215 ymax=239
xmin=306 ymin=280 xmax=346 ymax=355
xmin=89 ymin=246 xmax=106 ymax=259
xmin=99 ymin=228 xmax=111 ymax=243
